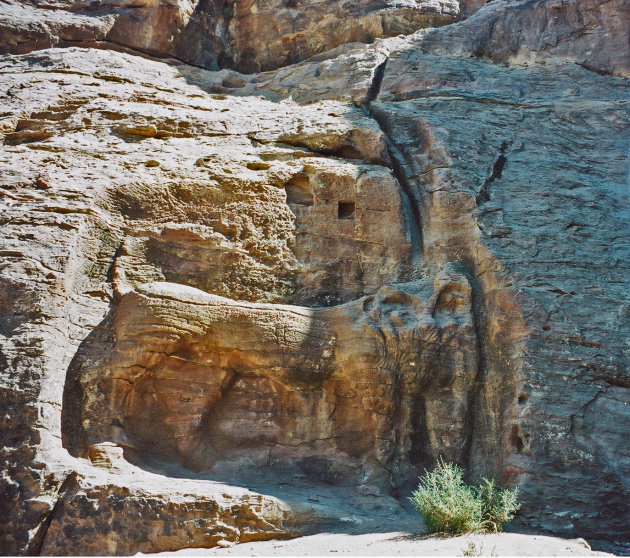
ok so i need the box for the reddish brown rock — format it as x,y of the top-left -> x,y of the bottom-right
202,0 -> 460,72
0,0 -> 629,554
67,270 -> 481,491
38,468 -> 292,556
0,0 -> 458,72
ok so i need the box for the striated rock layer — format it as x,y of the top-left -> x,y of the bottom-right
0,0 -> 459,72
0,0 -> 629,555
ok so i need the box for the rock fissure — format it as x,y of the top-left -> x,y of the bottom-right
28,472 -> 78,556
362,104 -> 424,265
366,58 -> 388,105
476,141 -> 509,206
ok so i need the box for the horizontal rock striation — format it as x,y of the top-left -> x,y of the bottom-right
0,0 -> 459,72
415,0 -> 630,78
68,272 -> 480,486
373,48 -> 630,536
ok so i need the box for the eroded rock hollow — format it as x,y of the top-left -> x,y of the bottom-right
0,0 -> 628,555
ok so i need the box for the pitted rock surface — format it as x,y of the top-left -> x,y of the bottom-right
0,0 -> 629,555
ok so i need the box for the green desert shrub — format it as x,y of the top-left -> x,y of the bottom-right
476,477 -> 521,531
409,459 -> 520,535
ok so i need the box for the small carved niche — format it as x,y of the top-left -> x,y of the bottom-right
338,201 -> 355,220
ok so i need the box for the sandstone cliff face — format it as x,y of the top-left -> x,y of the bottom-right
0,0 -> 459,72
0,0 -> 629,555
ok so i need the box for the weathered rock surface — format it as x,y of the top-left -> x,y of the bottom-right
69,271 -> 479,488
38,465 -> 291,556
0,0 -> 459,72
181,0 -> 461,73
0,0 -> 629,555
373,48 -> 630,537
0,47 -> 429,554
2,0 -> 628,77
414,0 -> 630,78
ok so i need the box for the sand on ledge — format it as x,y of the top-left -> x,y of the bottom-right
145,532 -> 614,557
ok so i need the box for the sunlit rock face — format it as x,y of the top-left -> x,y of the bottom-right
0,0 -> 459,72
69,271 -> 479,490
1,0 -> 629,555
183,0 -> 460,72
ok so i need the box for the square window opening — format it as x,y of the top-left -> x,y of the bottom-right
338,201 -> 355,220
